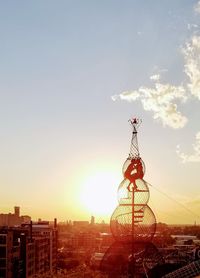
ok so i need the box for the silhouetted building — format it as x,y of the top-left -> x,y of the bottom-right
34,237 -> 50,275
72,232 -> 96,249
73,221 -> 89,228
0,219 -> 58,278
32,220 -> 57,274
90,216 -> 95,225
0,227 -> 29,278
0,207 -> 31,227
18,231 -> 35,278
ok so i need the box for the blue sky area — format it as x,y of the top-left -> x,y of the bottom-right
0,1 -> 200,224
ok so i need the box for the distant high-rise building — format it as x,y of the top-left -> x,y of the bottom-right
91,216 -> 95,225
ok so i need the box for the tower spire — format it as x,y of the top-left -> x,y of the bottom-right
128,118 -> 142,159
101,118 -> 159,277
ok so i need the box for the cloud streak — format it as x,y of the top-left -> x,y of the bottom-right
112,35 -> 200,129
150,74 -> 160,81
113,82 -> 188,129
194,1 -> 200,14
113,33 -> 200,129
183,35 -> 200,100
112,3 -> 200,161
176,131 -> 200,162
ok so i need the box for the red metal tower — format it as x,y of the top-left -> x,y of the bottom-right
101,119 -> 163,277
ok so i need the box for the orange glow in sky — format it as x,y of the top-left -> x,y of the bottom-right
0,1 -> 199,225
79,170 -> 119,220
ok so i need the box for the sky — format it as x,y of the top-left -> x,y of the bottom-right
0,0 -> 200,224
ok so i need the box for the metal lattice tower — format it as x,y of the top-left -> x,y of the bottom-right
101,118 -> 161,278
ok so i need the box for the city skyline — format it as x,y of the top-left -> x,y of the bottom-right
0,1 -> 200,224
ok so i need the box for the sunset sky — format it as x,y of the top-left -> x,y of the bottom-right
0,0 -> 200,224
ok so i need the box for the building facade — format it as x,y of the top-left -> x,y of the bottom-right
0,219 -> 57,278
0,207 -> 31,227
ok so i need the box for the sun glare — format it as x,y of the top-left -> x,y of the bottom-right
80,171 -> 119,219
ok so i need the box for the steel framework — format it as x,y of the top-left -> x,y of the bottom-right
101,118 -> 162,277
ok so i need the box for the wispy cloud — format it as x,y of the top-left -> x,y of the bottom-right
112,35 -> 200,129
150,74 -> 160,81
112,37 -> 198,129
113,81 -> 187,129
112,34 -> 200,129
183,35 -> 200,100
176,131 -> 200,162
194,1 -> 200,14
112,4 -> 200,162
187,23 -> 198,30
111,91 -> 139,102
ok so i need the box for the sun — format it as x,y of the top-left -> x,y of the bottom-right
79,170 -> 119,219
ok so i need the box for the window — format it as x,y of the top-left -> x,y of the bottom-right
0,236 -> 6,245
0,247 -> 6,257
0,268 -> 6,277
0,259 -> 6,268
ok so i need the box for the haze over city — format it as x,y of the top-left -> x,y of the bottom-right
0,0 -> 200,224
